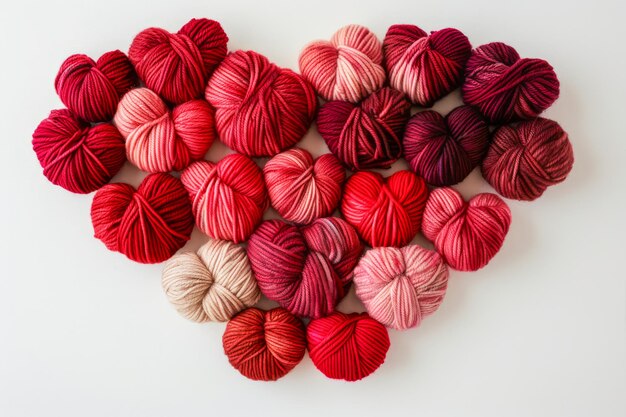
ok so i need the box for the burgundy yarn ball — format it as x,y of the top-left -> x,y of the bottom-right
129,18 -> 228,104
247,217 -> 363,319
462,42 -> 560,123
32,109 -> 126,194
317,87 -> 411,170
482,118 -> 574,201
404,105 -> 490,186
55,50 -> 136,122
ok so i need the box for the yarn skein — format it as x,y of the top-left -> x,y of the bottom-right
181,154 -> 268,244
205,50 -> 317,157
341,170 -> 429,247
482,118 -> 574,201
307,312 -> 390,381
403,105 -> 490,186
91,173 -> 194,264
33,109 -> 126,194
114,87 -> 215,173
263,148 -> 345,224
299,25 -> 386,103
247,217 -> 363,319
162,238 -> 261,322
422,187 -> 511,271
317,87 -> 411,171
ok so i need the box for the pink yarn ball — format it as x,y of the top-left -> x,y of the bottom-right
353,245 -> 449,330
263,148 -> 345,224
114,88 -> 215,173
299,25 -> 386,103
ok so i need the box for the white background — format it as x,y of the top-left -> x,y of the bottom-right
1,0 -> 624,416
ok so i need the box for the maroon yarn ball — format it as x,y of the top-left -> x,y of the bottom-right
404,105 -> 490,186
462,42 -> 560,124
316,87 -> 411,171
482,118 -> 574,201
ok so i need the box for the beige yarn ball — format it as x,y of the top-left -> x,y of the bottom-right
162,238 -> 261,322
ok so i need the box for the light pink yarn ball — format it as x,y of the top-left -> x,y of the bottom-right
299,25 -> 386,103
353,245 -> 449,330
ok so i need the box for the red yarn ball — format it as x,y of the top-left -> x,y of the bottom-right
91,173 -> 194,264
317,87 -> 410,170
205,50 -> 317,157
223,307 -> 306,381
341,170 -> 429,247
307,312 -> 390,381
247,217 -> 363,319
462,42 -> 560,123
404,105 -> 490,186
383,25 -> 471,107
482,118 -> 574,201
55,50 -> 136,122
129,18 -> 228,104
32,109 -> 126,194
181,154 -> 268,243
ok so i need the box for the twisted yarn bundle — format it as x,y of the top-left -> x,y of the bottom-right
162,238 -> 260,322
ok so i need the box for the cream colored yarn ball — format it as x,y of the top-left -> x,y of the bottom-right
162,238 -> 261,322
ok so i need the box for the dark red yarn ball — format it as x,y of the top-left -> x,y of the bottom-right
222,307 -> 306,381
316,87 -> 410,170
54,50 -> 136,122
91,173 -> 194,264
129,18 -> 228,104
307,312 -> 390,381
32,109 -> 126,194
462,42 -> 560,124
404,105 -> 490,186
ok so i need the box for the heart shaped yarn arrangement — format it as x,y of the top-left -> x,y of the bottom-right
33,18 -> 575,383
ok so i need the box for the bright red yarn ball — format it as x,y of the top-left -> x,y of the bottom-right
181,154 -> 268,243
91,173 -> 194,264
317,87 -> 411,170
462,42 -> 560,123
383,25 -> 471,107
404,105 -> 490,186
307,312 -> 390,381
341,170 -> 429,247
248,217 -> 363,319
223,307 -> 306,381
205,50 -> 317,157
55,50 -> 136,122
32,109 -> 126,194
129,18 -> 228,104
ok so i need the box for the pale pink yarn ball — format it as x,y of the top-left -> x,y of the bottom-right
114,87 -> 215,172
299,25 -> 386,103
353,245 -> 449,330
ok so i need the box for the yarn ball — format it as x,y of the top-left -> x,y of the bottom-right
299,25 -> 386,103
317,87 -> 411,170
55,50 -> 136,122
114,87 -> 215,173
482,118 -> 574,201
129,18 -> 228,104
341,170 -> 429,247
307,312 -> 390,381
248,217 -> 363,319
32,109 -> 126,194
91,173 -> 194,264
353,245 -> 448,330
162,238 -> 261,322
383,25 -> 471,107
462,42 -> 560,123
404,105 -> 490,186
263,148 -> 345,224
205,50 -> 317,157
223,307 -> 306,381
181,154 -> 267,243
422,187 -> 511,271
